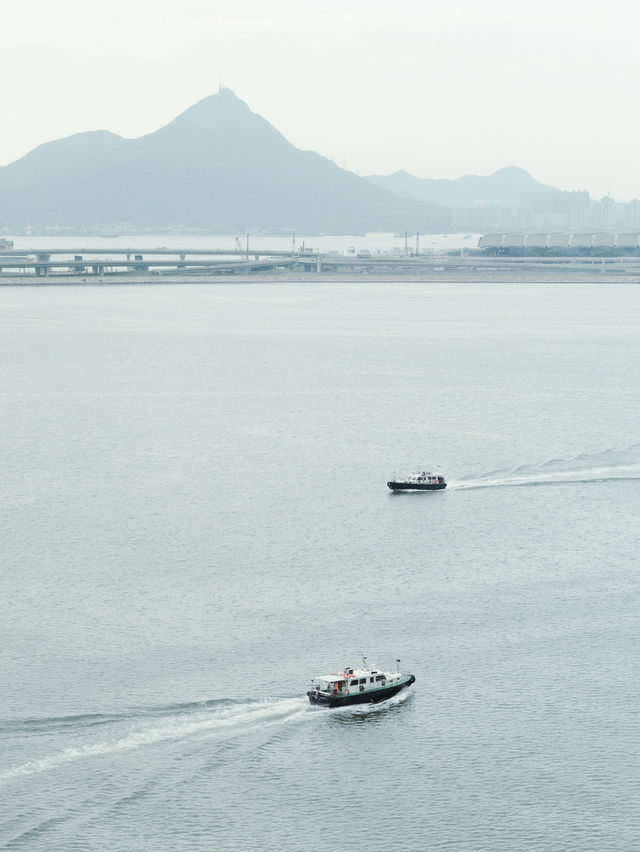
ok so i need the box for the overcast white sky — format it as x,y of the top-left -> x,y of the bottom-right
2,0 -> 639,199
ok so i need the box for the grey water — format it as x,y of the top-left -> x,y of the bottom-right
2,281 -> 640,851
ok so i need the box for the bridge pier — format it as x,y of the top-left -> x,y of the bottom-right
36,253 -> 50,275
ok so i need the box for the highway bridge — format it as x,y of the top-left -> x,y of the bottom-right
0,247 -> 303,276
2,246 -> 640,278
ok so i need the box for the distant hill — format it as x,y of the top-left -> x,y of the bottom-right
366,166 -> 557,208
0,89 -> 450,233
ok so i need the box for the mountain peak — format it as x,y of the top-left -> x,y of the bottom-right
490,165 -> 532,178
143,88 -> 259,147
174,88 -> 251,121
217,86 -> 239,99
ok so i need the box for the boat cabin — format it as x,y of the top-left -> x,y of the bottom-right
407,471 -> 444,484
310,664 -> 403,698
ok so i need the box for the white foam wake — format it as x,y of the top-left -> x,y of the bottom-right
1,697 -> 308,782
450,445 -> 640,491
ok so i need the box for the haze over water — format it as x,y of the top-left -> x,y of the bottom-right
2,280 -> 640,850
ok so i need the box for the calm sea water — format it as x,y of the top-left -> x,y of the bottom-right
2,281 -> 640,851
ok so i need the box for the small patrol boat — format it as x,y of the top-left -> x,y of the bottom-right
307,658 -> 415,708
387,471 -> 446,491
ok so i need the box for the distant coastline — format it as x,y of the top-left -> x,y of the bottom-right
1,268 -> 638,286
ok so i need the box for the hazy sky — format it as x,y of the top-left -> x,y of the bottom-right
2,1 -> 639,199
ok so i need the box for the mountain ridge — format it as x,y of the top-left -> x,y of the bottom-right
0,89 -> 450,233
365,165 -> 558,208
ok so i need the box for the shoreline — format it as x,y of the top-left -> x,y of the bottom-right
1,268 -> 639,286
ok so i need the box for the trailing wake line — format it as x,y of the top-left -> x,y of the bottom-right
450,445 -> 640,491
0,698 -> 309,782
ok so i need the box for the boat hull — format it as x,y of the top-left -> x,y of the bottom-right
307,676 -> 415,708
387,481 -> 446,491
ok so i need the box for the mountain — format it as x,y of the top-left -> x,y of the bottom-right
365,166 -> 557,209
0,89 -> 450,233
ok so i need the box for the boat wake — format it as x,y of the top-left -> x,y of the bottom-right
0,696 -> 311,782
330,687 -> 414,716
1,686 -> 418,783
449,444 -> 640,491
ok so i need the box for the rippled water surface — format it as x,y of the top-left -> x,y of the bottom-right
2,281 -> 640,850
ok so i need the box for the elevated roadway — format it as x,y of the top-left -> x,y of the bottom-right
2,246 -> 640,278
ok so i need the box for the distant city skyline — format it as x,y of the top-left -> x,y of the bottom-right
3,1 -> 640,200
